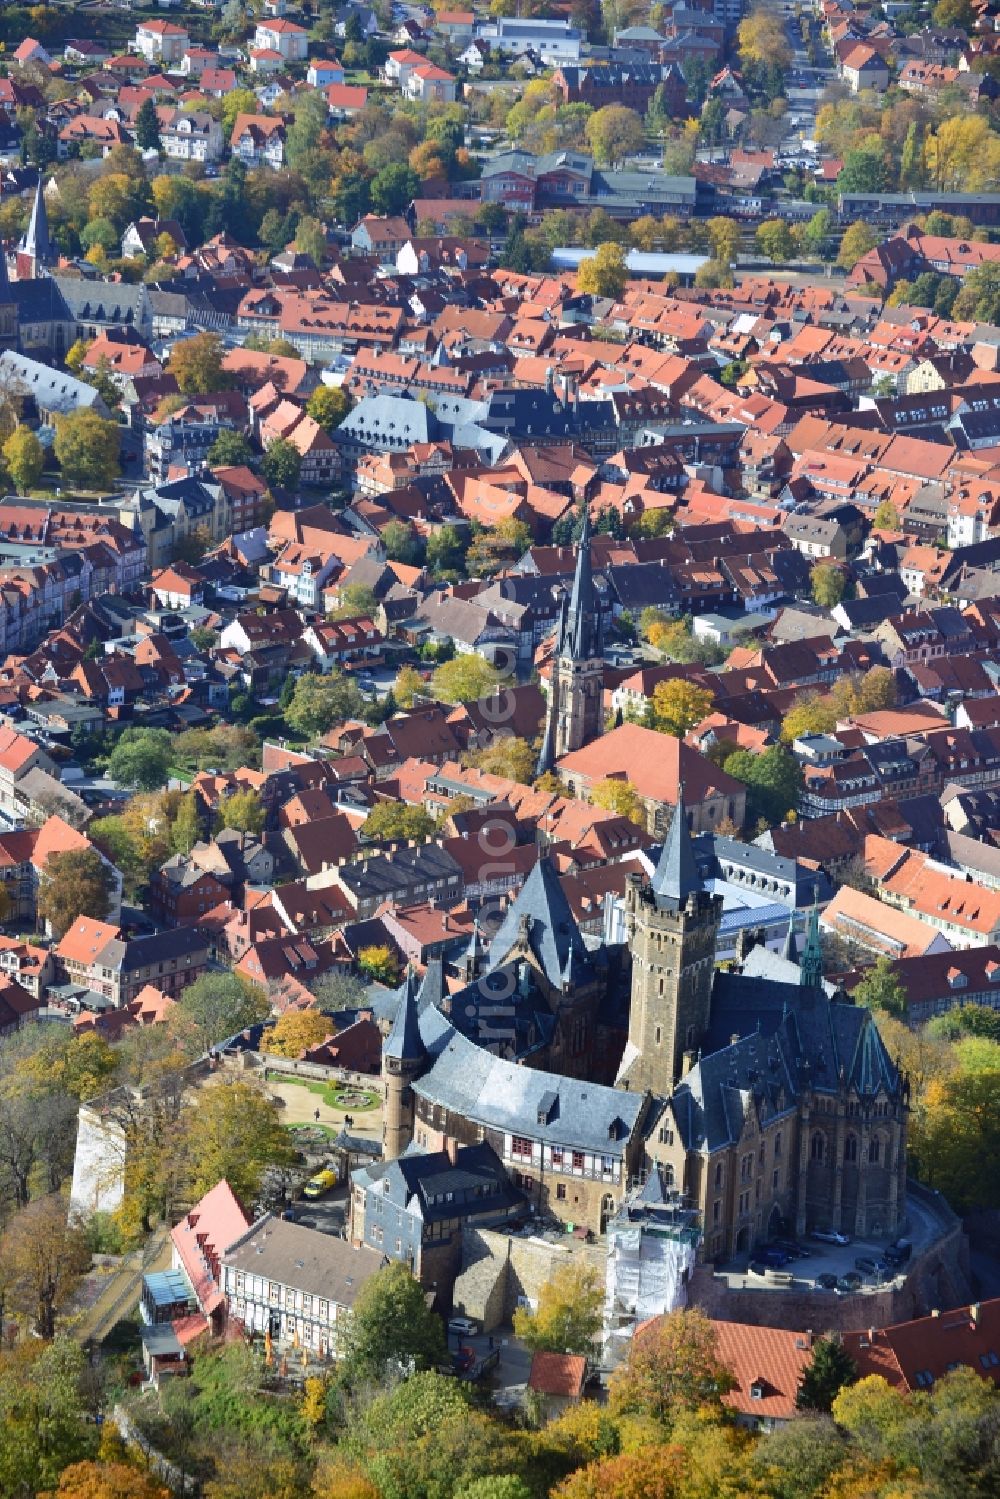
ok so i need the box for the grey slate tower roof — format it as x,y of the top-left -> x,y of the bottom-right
486,855 -> 590,988
384,966 -> 425,1064
559,506 -> 601,660
20,178 -> 52,269
650,787 -> 700,910
782,921 -> 798,965
534,702 -> 555,778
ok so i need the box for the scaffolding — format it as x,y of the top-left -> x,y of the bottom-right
603,1168 -> 701,1365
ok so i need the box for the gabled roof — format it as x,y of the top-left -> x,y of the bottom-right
485,855 -> 590,988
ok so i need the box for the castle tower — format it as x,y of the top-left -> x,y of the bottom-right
16,179 -> 53,281
618,789 -> 723,1096
381,967 -> 425,1160
536,508 -> 604,776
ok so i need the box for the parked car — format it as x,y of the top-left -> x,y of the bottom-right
855,1256 -> 891,1277
812,1228 -> 851,1245
302,1167 -> 339,1199
448,1316 -> 480,1338
839,1272 -> 862,1291
885,1239 -> 912,1266
816,1272 -> 839,1290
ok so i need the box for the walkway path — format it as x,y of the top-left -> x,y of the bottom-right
74,1228 -> 171,1346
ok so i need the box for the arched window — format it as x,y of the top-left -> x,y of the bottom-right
810,1132 -> 826,1163
664,1164 -> 675,1186
714,1162 -> 723,1189
869,1136 -> 881,1164
844,1135 -> 858,1163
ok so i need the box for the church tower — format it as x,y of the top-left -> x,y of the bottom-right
618,789 -> 723,1096
381,967 -> 425,1160
0,242 -> 18,350
799,895 -> 823,989
16,179 -> 53,281
536,509 -> 604,776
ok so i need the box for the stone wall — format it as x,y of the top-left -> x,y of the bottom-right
452,1225 -> 606,1331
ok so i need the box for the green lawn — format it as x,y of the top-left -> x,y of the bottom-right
267,1072 -> 380,1111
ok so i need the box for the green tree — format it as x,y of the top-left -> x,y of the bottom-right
802,208 -> 834,261
284,672 -> 364,739
513,1263 -> 603,1355
170,793 -> 202,855
933,0 -> 974,25
811,563 -> 845,610
382,520 -> 424,566
342,1262 -> 447,1381
307,385 -> 351,432
425,523 -> 466,577
431,655 -> 503,703
370,163 -> 419,216
168,332 -> 229,396
851,957 -> 908,1019
755,217 -> 795,263
208,430 -> 253,468
723,744 -> 801,828
837,141 -> 890,194
837,220 -> 879,271
577,242 -> 629,299
261,438 -> 302,491
393,665 -> 425,708
53,409 -> 120,489
106,728 -> 172,791
796,1336 -> 858,1412
328,583 -> 380,620
362,802 -> 435,844
3,426 -> 44,494
37,848 -> 114,937
171,971 -> 270,1056
466,736 -> 537,785
873,498 -> 901,530
134,96 -> 161,152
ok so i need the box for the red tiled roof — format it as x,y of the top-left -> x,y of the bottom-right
528,1351 -> 587,1397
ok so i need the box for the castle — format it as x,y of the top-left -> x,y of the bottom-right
379,522 -> 909,1256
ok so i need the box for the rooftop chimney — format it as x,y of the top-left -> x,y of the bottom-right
681,1049 -> 695,1077
444,1136 -> 458,1166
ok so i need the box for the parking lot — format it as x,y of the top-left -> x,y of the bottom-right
716,1233 -> 915,1296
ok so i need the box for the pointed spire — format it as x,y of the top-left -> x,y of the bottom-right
20,177 -> 52,271
650,783 -> 700,909
384,965 -> 424,1064
560,505 -> 600,661
799,888 -> 823,989
463,920 -> 484,980
535,702 -> 555,779
782,920 -> 798,965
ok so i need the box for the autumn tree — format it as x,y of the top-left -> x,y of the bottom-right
342,1262 -> 447,1381
179,1076 -> 294,1207
837,220 -> 879,271
53,410 -> 120,489
513,1263 -> 604,1355
307,384 -> 351,432
357,945 -> 398,984
39,1460 -> 171,1499
577,242 -> 629,300
393,665 -> 425,708
755,218 -> 795,264
811,563 -> 846,610
431,655 -> 504,703
168,332 -> 229,396
4,1195 -> 90,1338
649,679 -> 714,737
585,106 -> 644,167
465,736 -> 536,784
361,802 -> 435,844
873,499 -> 900,531
3,427 -> 44,494
589,778 -> 646,826
609,1308 -> 735,1421
284,671 -> 364,739
266,1010 -> 333,1059
738,6 -> 792,69
37,848 -> 114,937
217,789 -> 265,839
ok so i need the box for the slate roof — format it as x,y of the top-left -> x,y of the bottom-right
352,1140 -> 522,1225
486,855 -> 591,988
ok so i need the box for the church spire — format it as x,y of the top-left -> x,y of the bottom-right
18,178 -> 52,278
650,784 -> 700,910
560,505 -> 600,661
799,891 -> 823,989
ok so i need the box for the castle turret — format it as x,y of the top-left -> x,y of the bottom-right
381,967 -> 425,1160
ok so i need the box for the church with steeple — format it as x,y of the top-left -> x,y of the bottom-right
536,507 -> 605,777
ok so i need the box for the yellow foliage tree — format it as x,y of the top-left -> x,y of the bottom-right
590,778 -> 646,826
649,679 -> 714,738
266,1009 -> 333,1058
